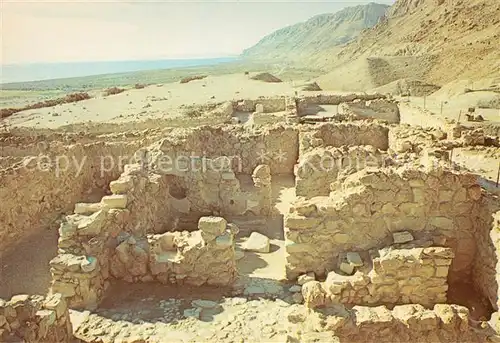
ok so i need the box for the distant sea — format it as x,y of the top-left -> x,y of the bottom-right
0,57 -> 239,84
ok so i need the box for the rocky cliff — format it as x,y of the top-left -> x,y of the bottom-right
241,2 -> 389,60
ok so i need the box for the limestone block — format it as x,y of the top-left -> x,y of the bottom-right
198,216 -> 227,236
43,294 -> 67,318
243,232 -> 270,253
74,203 -> 102,215
50,254 -> 85,272
346,252 -> 363,267
285,216 -> 322,230
80,256 -> 98,273
36,309 -> 56,338
353,305 -> 394,326
298,272 -> 316,285
392,231 -> 414,244
109,176 -> 134,194
101,195 -> 128,209
340,262 -> 355,275
255,104 -> 264,113
215,231 -> 233,248
51,281 -> 76,298
302,281 -> 326,308
77,210 -> 107,236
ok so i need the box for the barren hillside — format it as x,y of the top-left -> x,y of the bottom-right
242,3 -> 389,61
316,0 -> 500,90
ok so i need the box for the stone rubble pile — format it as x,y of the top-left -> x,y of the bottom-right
0,293 -> 73,342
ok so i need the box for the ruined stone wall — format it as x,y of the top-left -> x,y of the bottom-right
49,161 -> 238,309
0,141 -> 143,258
299,123 -> 389,156
388,125 -> 447,153
302,247 -> 453,309
146,157 -> 248,217
338,99 -> 400,124
295,145 -> 389,198
0,293 -> 73,342
285,166 -> 482,281
296,93 -> 386,114
109,216 -> 238,286
329,304 -> 482,343
147,124 -> 299,175
473,202 -> 500,312
232,97 -> 288,113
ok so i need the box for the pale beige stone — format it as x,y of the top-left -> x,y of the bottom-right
101,194 -> 128,209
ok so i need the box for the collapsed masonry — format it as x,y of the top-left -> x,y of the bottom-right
1,114 -> 499,341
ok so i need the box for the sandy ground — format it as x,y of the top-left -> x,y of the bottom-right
4,74 -> 300,129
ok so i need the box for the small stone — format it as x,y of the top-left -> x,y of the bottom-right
340,262 -> 354,275
183,308 -> 201,319
243,232 -> 270,253
292,293 -> 304,304
289,285 -> 302,293
80,256 -> 98,272
297,272 -> 315,285
393,231 -> 414,244
346,252 -> 363,267
191,300 -> 219,309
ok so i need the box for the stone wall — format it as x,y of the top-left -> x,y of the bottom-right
302,247 -> 453,309
323,304 -> 483,343
285,166 -> 482,282
295,145 -> 389,198
338,99 -> 400,123
473,203 -> 500,312
0,141 -> 142,258
147,124 -> 299,175
296,93 -> 386,115
147,155 -> 248,217
299,123 -> 389,156
109,216 -> 238,286
49,164 -> 174,309
388,124 -> 447,153
0,293 -> 73,342
232,96 -> 289,113
49,161 -> 238,309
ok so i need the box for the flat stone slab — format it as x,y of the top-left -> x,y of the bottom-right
393,231 -> 414,244
242,232 -> 270,253
346,252 -> 363,267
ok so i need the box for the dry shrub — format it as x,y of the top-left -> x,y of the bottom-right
250,72 -> 282,83
180,75 -> 207,84
103,87 -> 125,96
0,92 -> 91,119
134,83 -> 147,89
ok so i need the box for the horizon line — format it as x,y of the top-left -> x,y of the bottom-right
1,55 -> 242,67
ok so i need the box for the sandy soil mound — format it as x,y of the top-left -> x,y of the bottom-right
250,73 -> 283,83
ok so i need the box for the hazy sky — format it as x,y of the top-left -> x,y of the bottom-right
2,0 -> 395,64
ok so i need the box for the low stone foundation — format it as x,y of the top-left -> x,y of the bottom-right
0,293 -> 73,342
329,304 -> 481,342
109,216 -> 238,286
302,247 -> 453,309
